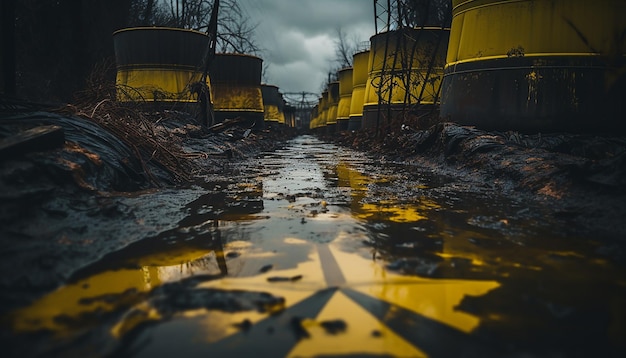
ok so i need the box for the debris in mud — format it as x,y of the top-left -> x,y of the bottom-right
319,319 -> 347,335
386,256 -> 443,277
152,286 -> 286,315
267,275 -> 303,282
226,251 -> 241,259
233,318 -> 253,331
259,264 -> 274,273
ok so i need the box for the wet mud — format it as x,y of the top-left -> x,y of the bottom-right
1,114 -> 626,356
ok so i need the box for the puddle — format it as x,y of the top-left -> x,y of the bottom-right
4,135 -> 626,357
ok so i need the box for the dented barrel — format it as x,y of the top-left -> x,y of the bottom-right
349,50 -> 370,130
337,67 -> 353,131
209,53 -> 264,129
362,27 -> 450,129
440,0 -> 626,133
113,27 -> 211,104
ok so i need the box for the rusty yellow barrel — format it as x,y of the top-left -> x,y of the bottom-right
362,27 -> 450,129
326,81 -> 340,133
440,0 -> 626,133
113,27 -> 211,105
261,84 -> 285,126
209,53 -> 264,129
349,50 -> 370,130
337,67 -> 354,131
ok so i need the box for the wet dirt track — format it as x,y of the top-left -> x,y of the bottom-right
3,134 -> 626,357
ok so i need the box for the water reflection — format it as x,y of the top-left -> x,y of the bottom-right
332,157 -> 626,356
6,135 -> 625,357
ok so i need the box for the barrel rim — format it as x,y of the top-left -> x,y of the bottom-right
444,53 -> 620,71
215,52 -> 264,61
369,27 -> 452,41
261,83 -> 280,90
113,26 -> 208,37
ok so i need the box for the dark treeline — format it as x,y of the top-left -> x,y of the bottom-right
2,0 -> 257,103
7,0 -> 131,102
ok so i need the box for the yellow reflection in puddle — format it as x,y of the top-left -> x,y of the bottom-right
329,243 -> 500,334
337,161 -> 440,223
358,201 -> 432,222
10,247 -> 220,335
188,234 -> 498,356
287,290 -> 427,358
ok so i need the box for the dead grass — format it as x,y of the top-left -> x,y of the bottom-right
65,65 -> 207,185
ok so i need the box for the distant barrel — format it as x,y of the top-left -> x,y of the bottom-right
309,103 -> 320,130
261,84 -> 285,125
326,81 -> 340,133
440,0 -> 626,133
320,89 -> 329,129
284,105 -> 296,127
337,67 -> 353,131
362,27 -> 450,129
349,50 -> 370,130
113,27 -> 210,104
209,53 -> 264,129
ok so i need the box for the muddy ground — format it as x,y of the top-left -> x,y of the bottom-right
1,103 -> 626,356
331,123 -> 626,245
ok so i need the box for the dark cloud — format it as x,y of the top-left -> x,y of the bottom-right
241,0 -> 375,93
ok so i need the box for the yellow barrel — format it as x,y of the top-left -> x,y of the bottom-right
209,53 -> 264,129
441,0 -> 626,132
320,89 -> 329,128
326,81 -> 340,132
309,104 -> 320,130
113,27 -> 211,104
362,27 -> 450,129
349,50 -> 370,130
261,84 -> 285,125
337,67 -> 353,131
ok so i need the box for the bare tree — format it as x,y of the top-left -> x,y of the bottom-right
129,0 -> 260,54
334,27 -> 356,68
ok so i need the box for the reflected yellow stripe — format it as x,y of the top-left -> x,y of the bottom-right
287,290 -> 427,358
10,247 -> 219,335
328,243 -> 499,334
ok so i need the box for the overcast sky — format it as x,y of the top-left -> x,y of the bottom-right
239,0 -> 375,96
